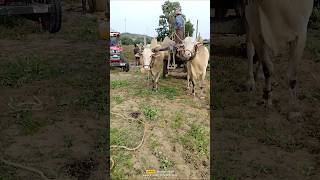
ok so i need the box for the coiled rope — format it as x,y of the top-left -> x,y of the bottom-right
110,112 -> 148,170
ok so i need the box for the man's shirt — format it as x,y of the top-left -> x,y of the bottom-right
175,15 -> 184,30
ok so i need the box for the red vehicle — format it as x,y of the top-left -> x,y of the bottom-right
110,32 -> 130,72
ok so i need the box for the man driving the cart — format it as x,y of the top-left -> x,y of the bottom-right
174,7 -> 185,45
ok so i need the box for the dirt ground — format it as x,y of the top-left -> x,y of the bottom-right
110,45 -> 210,179
212,29 -> 320,179
0,2 -> 106,180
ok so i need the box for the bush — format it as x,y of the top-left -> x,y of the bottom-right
309,8 -> 320,29
120,36 -> 134,45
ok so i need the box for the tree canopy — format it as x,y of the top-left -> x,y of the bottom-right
156,0 -> 194,41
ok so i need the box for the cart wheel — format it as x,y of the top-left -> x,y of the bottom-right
123,63 -> 130,72
41,0 -> 62,33
88,0 -> 96,13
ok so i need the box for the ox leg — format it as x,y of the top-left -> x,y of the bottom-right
287,36 -> 305,119
191,80 -> 196,96
187,62 -> 191,91
155,72 -> 161,92
247,35 -> 256,91
199,72 -> 206,99
261,46 -> 274,108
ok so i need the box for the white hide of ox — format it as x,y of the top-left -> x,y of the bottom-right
140,38 -> 168,91
182,37 -> 209,98
245,0 -> 314,119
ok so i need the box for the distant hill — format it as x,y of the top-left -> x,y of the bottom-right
121,33 -> 153,41
119,32 -> 154,45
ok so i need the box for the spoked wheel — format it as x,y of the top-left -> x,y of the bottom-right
87,0 -> 96,13
122,63 -> 130,72
41,0 -> 62,33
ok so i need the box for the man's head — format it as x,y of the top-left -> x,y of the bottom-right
175,7 -> 182,15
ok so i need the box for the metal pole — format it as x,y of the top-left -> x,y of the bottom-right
124,18 -> 126,33
196,19 -> 198,39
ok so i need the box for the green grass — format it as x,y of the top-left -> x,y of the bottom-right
309,8 -> 320,29
49,16 -> 99,41
0,55 -> 61,88
111,80 -> 129,89
111,151 -> 134,180
159,86 -> 177,100
149,134 -> 160,151
113,95 -> 124,104
110,129 -> 134,179
306,30 -> 320,63
156,152 -> 175,170
180,123 -> 209,157
16,110 -> 41,135
142,104 -> 159,121
0,16 -> 42,40
171,110 -> 184,129
63,135 -> 74,149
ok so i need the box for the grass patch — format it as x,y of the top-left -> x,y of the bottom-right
50,16 -> 99,41
16,110 -> 41,135
171,110 -> 184,129
0,16 -> 42,40
180,123 -> 209,157
110,128 -> 128,146
0,55 -> 61,87
142,104 -> 159,121
110,129 -> 134,179
111,151 -> 134,180
309,8 -> 320,29
112,95 -> 124,104
159,86 -> 177,100
111,80 -> 129,89
156,152 -> 175,170
149,134 -> 160,151
63,135 -> 74,149
258,127 -> 303,152
72,81 -> 107,114
306,30 -> 320,63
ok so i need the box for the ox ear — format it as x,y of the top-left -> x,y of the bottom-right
194,42 -> 202,53
152,52 -> 160,58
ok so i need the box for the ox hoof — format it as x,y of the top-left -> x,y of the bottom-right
263,100 -> 273,111
287,111 -> 301,121
246,81 -> 256,92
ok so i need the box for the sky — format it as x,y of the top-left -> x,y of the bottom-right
110,0 -> 210,40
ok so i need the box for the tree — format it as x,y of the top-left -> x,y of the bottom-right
120,36 -> 134,45
185,20 -> 194,37
156,0 -> 191,41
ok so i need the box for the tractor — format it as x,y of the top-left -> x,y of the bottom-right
0,0 -> 62,33
109,32 -> 130,72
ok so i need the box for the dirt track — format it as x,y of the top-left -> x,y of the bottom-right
0,2 -> 106,180
213,29 -> 320,179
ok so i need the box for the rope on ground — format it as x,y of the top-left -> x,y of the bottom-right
0,157 -> 50,180
7,95 -> 43,111
110,112 -> 148,170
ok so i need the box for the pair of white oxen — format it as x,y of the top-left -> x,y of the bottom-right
138,36 -> 210,99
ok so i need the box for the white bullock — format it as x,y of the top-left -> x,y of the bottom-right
245,0 -> 314,119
